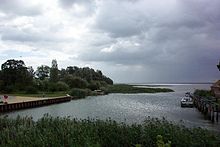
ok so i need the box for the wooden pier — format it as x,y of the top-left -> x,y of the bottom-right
191,94 -> 219,123
0,96 -> 72,113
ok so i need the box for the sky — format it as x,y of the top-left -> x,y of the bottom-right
0,0 -> 219,83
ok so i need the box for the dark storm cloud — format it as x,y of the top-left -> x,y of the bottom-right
179,0 -> 220,23
0,0 -> 219,83
81,0 -> 220,82
0,0 -> 42,16
80,35 -> 160,65
94,1 -> 149,38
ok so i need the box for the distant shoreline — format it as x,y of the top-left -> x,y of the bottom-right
124,83 -> 212,86
108,84 -> 174,93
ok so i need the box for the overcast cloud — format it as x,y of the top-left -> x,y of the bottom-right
0,0 -> 219,83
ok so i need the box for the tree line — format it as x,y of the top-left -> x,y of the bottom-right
0,59 -> 113,94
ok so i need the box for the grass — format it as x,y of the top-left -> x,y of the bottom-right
193,89 -> 213,97
0,115 -> 219,147
108,84 -> 174,93
4,84 -> 174,99
2,83 -> 174,99
193,89 -> 220,105
8,91 -> 68,98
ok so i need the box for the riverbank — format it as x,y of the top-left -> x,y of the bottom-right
0,115 -> 219,146
8,91 -> 68,98
2,84 -> 174,100
107,84 -> 174,93
0,96 -> 72,112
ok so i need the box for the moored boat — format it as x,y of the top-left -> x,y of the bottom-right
181,96 -> 193,107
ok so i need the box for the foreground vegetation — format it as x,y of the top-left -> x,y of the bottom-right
193,89 -> 213,97
0,59 -> 113,94
0,59 -> 174,99
108,84 -> 174,93
0,115 -> 219,147
194,89 -> 220,105
10,91 -> 68,98
5,84 -> 174,99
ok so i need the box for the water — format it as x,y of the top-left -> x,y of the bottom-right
1,84 -> 220,132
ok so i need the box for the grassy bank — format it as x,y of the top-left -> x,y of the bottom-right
193,89 -> 213,97
6,84 -> 174,99
8,91 -> 68,98
108,84 -> 174,93
193,89 -> 220,104
0,115 -> 219,146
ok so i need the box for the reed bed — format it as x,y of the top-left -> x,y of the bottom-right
0,115 -> 219,147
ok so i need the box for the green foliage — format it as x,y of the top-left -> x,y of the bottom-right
194,89 -> 213,97
56,81 -> 69,91
0,59 -> 113,94
48,82 -> 58,92
50,59 -> 59,82
12,91 -> 68,97
2,85 -> 14,93
0,80 -> 4,90
0,116 -> 219,147
47,82 -> 69,92
69,88 -> 91,98
65,66 -> 113,85
100,86 -> 109,94
25,86 -> 38,94
0,59 -> 33,92
65,76 -> 88,89
36,65 -> 50,80
108,84 -> 174,93
156,135 -> 171,147
41,79 -> 50,91
88,80 -> 101,91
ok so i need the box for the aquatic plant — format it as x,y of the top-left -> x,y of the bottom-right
193,89 -> 213,97
0,115 -> 219,146
108,84 -> 174,93
69,88 -> 91,98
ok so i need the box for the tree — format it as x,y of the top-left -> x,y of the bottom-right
0,70 -> 4,90
27,66 -> 35,77
88,80 -> 101,91
1,59 -> 33,91
59,68 -> 67,81
66,66 -> 75,75
50,59 -> 59,82
217,61 -> 220,71
96,70 -> 103,77
64,75 -> 88,89
36,65 -> 50,80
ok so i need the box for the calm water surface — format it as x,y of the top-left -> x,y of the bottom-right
2,84 -> 220,132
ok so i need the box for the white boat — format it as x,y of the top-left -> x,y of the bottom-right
181,97 -> 193,107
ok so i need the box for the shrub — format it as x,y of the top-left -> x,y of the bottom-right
56,81 -> 69,91
0,80 -> 4,91
0,116 -> 219,146
88,81 -> 101,91
194,89 -> 213,97
25,86 -> 38,94
40,79 -> 50,91
3,85 -> 14,93
108,84 -> 174,93
65,76 -> 88,89
69,88 -> 88,98
48,82 -> 57,92
100,86 -> 109,94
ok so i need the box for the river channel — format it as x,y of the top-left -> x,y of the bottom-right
2,84 -> 220,132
